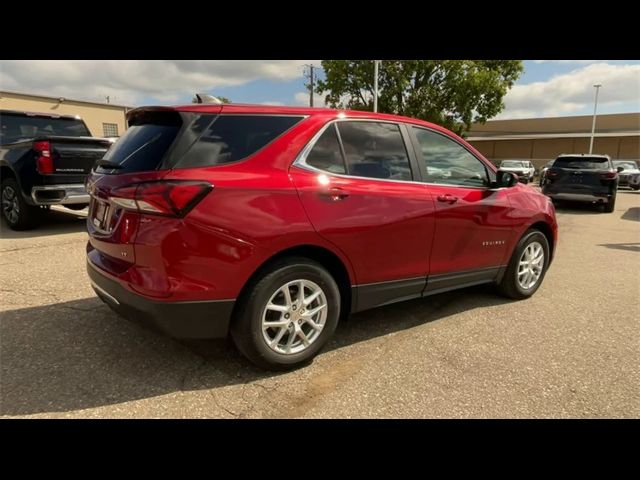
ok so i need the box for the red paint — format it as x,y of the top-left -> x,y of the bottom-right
86,104 -> 558,306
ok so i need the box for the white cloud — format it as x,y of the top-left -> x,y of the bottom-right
259,101 -> 285,106
0,60 -> 319,105
498,62 -> 640,119
294,91 -> 327,107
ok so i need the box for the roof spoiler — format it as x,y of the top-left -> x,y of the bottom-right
192,94 -> 224,104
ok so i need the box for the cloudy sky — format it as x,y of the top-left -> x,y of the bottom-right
1,60 -> 638,119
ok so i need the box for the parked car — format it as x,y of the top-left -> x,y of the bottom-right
541,154 -> 619,212
499,160 -> 535,183
86,104 -> 558,369
0,110 -> 112,230
539,160 -> 555,186
612,160 -> 640,190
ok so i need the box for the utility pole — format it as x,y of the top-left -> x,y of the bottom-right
105,95 -> 110,104
373,60 -> 379,112
589,84 -> 602,154
304,64 -> 316,107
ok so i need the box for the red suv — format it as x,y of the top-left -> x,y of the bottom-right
86,104 -> 558,369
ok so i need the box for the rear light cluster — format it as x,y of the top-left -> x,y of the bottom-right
34,141 -> 53,174
545,170 -> 559,178
109,181 -> 213,217
600,171 -> 618,180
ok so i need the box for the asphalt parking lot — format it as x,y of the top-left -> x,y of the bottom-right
1,190 -> 639,418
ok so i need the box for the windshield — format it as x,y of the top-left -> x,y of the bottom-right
553,157 -> 610,170
501,161 -> 526,167
612,161 -> 637,170
0,112 -> 91,143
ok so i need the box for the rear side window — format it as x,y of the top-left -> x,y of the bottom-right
176,115 -> 304,168
305,124 -> 346,174
553,157 -> 610,170
1,113 -> 90,143
336,121 -> 412,181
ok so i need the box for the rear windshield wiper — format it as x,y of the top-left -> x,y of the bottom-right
95,159 -> 124,170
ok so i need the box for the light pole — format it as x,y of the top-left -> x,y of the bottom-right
373,60 -> 379,113
589,84 -> 602,154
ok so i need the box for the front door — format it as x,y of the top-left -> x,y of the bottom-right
409,126 -> 514,290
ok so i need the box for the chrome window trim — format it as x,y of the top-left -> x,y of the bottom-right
293,118 -> 424,186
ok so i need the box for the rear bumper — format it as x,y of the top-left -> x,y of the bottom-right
31,184 -> 89,205
543,190 -> 613,203
87,260 -> 235,339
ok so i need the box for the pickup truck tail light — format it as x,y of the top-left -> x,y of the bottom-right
600,171 -> 618,180
34,141 -> 54,174
109,181 -> 213,217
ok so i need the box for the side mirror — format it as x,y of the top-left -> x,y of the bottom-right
617,166 -> 624,172
492,170 -> 518,189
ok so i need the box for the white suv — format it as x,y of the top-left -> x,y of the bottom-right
499,160 -> 535,183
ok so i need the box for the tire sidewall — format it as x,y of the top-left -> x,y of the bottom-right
510,230 -> 550,297
1,179 -> 22,228
236,261 -> 340,368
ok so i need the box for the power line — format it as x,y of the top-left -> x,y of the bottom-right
303,64 -> 319,108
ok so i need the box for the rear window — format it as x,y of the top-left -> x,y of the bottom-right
553,157 -> 610,170
501,160 -> 526,167
176,115 -> 304,168
0,112 -> 90,143
98,111 -> 181,173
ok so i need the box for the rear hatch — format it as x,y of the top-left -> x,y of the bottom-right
87,108 -> 190,273
544,156 -> 616,193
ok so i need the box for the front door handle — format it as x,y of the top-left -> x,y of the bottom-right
319,187 -> 350,201
437,194 -> 458,204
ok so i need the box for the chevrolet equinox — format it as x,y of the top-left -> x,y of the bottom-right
86,104 -> 558,369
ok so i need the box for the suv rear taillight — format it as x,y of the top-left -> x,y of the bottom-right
34,141 -> 53,174
545,169 -> 559,178
600,171 -> 618,180
109,181 -> 213,217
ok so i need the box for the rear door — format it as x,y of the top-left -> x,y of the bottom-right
290,120 -> 435,310
408,126 -> 514,287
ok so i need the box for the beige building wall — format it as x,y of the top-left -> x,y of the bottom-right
0,91 -> 130,138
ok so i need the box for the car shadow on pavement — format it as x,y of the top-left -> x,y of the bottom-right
621,207 -> 640,222
597,243 -> 640,253
552,201 -> 605,215
0,208 -> 87,240
0,285 -> 511,416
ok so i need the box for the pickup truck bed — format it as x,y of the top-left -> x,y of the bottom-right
1,110 -> 113,229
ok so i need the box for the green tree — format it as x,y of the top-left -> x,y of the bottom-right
316,60 -> 523,135
216,96 -> 231,104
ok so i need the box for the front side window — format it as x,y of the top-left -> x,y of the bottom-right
336,121 -> 412,181
412,127 -> 489,187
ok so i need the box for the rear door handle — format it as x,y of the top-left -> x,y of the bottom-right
320,187 -> 350,201
437,194 -> 458,204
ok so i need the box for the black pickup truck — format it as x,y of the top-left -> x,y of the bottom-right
1,110 -> 113,230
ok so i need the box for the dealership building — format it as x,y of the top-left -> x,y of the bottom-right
0,90 -> 131,138
467,112 -> 640,169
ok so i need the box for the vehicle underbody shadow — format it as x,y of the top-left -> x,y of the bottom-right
0,207 -> 87,240
598,243 -> 640,253
0,284 -> 512,416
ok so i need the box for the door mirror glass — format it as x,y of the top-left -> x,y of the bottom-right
493,170 -> 518,188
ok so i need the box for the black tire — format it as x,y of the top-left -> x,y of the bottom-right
604,195 -> 616,213
630,185 -> 640,191
497,229 -> 550,300
230,257 -> 341,370
1,177 -> 39,230
65,203 -> 89,211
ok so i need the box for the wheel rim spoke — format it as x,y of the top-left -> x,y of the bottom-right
517,241 -> 545,290
261,278 -> 329,355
